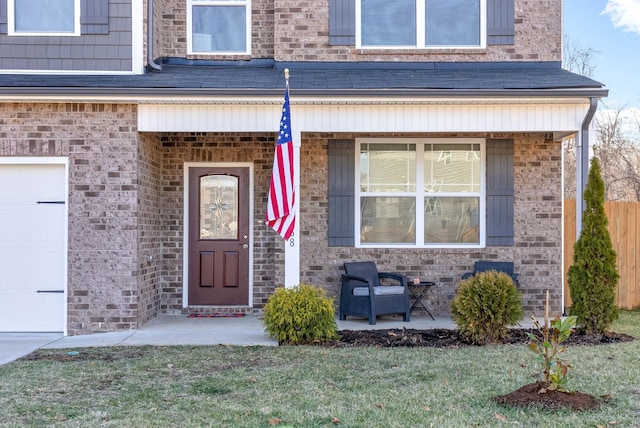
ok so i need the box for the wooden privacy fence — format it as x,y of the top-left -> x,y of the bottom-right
564,200 -> 640,309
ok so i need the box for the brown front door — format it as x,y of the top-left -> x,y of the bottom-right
188,167 -> 250,305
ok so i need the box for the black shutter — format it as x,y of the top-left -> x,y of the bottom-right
81,0 -> 109,35
329,0 -> 355,45
486,139 -> 514,246
0,0 -> 7,33
328,139 -> 355,246
487,0 -> 515,45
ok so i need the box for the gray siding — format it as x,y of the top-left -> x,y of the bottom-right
486,139 -> 515,246
328,139 -> 355,246
0,0 -> 131,72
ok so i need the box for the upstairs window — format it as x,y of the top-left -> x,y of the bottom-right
8,0 -> 80,36
188,0 -> 251,55
356,0 -> 485,49
357,139 -> 484,247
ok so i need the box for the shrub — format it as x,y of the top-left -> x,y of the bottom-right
450,270 -> 523,345
567,157 -> 619,334
528,314 -> 577,392
262,283 -> 339,345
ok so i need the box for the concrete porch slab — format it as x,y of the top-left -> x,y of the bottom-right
2,314 -> 455,366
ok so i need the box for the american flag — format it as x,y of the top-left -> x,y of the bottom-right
266,81 -> 295,240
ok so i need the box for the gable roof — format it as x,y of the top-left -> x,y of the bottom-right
0,61 -> 607,99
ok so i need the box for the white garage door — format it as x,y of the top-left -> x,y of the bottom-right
0,163 -> 66,332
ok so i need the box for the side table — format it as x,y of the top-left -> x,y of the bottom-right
408,281 -> 436,320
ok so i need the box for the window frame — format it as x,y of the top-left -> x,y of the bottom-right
7,0 -> 80,36
355,138 -> 486,248
354,0 -> 487,49
187,0 -> 252,55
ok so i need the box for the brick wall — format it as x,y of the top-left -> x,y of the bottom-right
0,103 -> 148,335
513,134 -> 563,315
158,132 -> 283,312
159,0 -> 275,60
0,104 -> 564,333
154,0 -> 561,63
136,133 -> 164,325
273,0 -> 561,62
157,131 -> 563,318
64,104 -> 141,334
296,133 -> 563,317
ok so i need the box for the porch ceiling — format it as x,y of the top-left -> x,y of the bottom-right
138,101 -> 594,134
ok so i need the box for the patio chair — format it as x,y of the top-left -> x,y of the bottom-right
461,260 -> 519,286
339,261 -> 410,325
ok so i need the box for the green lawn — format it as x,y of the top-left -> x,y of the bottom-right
1,311 -> 639,427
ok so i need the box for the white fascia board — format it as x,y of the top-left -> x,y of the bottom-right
0,94 -> 595,106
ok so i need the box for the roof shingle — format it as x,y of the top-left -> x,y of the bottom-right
0,61 -> 606,97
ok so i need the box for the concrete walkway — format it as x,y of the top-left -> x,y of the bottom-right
0,314 -> 456,366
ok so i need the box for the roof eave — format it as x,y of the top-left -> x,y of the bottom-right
0,86 -> 609,102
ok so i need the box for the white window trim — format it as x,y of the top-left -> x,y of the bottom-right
187,0 -> 252,55
355,0 -> 487,50
7,0 -> 80,37
355,138 -> 486,249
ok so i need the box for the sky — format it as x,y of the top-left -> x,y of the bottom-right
564,0 -> 640,109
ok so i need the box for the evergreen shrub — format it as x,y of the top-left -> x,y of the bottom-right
262,283 -> 339,345
567,157 -> 619,333
450,270 -> 523,345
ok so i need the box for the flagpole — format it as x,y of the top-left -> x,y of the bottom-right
282,68 -> 300,288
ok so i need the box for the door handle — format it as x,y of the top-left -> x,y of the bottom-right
242,244 -> 249,249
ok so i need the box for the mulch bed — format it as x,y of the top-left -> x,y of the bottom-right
330,327 -> 634,348
493,381 -> 604,411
